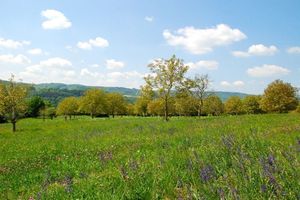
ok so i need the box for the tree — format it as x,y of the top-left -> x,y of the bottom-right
145,55 -> 188,121
26,96 -> 45,117
174,90 -> 196,116
243,95 -> 262,114
295,104 -> 300,113
56,97 -> 79,120
134,85 -> 154,116
187,74 -> 210,116
106,93 -> 126,118
203,95 -> 224,116
79,89 -> 107,118
225,96 -> 244,115
260,80 -> 298,113
44,107 -> 56,120
0,75 -> 28,132
147,99 -> 164,116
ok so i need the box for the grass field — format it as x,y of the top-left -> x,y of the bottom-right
0,114 -> 299,199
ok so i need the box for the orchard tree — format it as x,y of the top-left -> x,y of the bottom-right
0,75 -> 28,132
187,74 -> 210,116
79,89 -> 107,118
56,97 -> 79,120
147,99 -> 164,116
174,90 -> 196,116
44,107 -> 56,120
225,96 -> 244,115
106,93 -> 126,118
203,95 -> 224,116
134,85 -> 154,116
260,80 -> 298,113
243,95 -> 262,114
26,96 -> 45,118
145,55 -> 188,121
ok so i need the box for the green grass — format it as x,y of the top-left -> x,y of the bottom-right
0,114 -> 299,199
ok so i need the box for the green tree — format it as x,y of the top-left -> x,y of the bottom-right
106,93 -> 126,118
0,75 -> 28,132
203,95 -> 224,116
56,97 -> 79,120
243,95 -> 262,114
260,80 -> 298,113
134,85 -> 154,116
225,96 -> 244,115
26,96 -> 45,117
187,74 -> 210,116
79,89 -> 107,118
45,107 -> 56,120
145,55 -> 188,121
174,91 -> 196,116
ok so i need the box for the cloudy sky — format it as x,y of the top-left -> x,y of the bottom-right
0,0 -> 300,94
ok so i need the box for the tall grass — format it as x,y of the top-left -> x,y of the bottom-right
0,114 -> 299,199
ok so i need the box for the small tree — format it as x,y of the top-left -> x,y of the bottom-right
0,75 -> 28,132
187,74 -> 210,116
174,90 -> 196,116
134,85 -> 154,116
26,96 -> 45,118
56,97 -> 79,120
260,80 -> 298,113
225,96 -> 244,115
203,95 -> 224,116
243,95 -> 262,114
145,55 -> 188,121
106,93 -> 126,118
79,89 -> 107,118
45,107 -> 56,120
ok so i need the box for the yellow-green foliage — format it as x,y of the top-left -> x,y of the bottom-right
225,96 -> 244,115
260,80 -> 298,113
56,97 -> 79,118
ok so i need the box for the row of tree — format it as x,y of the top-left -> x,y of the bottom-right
1,55 -> 299,132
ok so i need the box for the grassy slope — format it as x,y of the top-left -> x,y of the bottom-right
0,114 -> 299,199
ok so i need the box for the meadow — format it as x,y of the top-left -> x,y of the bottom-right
0,114 -> 299,199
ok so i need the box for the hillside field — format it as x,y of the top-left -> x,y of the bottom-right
0,114 -> 299,199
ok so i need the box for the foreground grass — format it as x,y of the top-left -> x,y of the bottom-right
0,114 -> 299,199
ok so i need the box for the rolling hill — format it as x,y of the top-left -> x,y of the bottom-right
0,80 -> 249,106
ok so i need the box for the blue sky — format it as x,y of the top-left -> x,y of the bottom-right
0,0 -> 300,94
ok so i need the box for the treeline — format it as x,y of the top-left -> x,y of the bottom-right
1,55 -> 299,132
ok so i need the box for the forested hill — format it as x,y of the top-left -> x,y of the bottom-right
0,80 -> 249,106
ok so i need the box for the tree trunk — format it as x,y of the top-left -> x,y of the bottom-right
165,97 -> 169,121
12,121 -> 16,132
64,116 -> 67,121
12,108 -> 16,132
112,114 -> 115,118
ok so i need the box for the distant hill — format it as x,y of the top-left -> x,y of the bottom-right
0,80 -> 249,106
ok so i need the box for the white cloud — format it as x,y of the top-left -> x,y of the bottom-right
247,64 -> 290,78
0,54 -> 31,65
145,16 -> 154,22
80,68 -> 144,88
163,24 -> 246,54
187,60 -> 219,70
106,59 -> 125,70
77,37 -> 109,50
287,46 -> 300,54
220,81 -> 231,87
232,44 -> 278,57
232,51 -> 250,58
90,64 -> 100,68
19,57 -> 75,83
41,9 -> 72,30
233,80 -> 245,87
0,38 -> 30,49
27,48 -> 43,55
220,80 -> 245,87
77,42 -> 92,50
